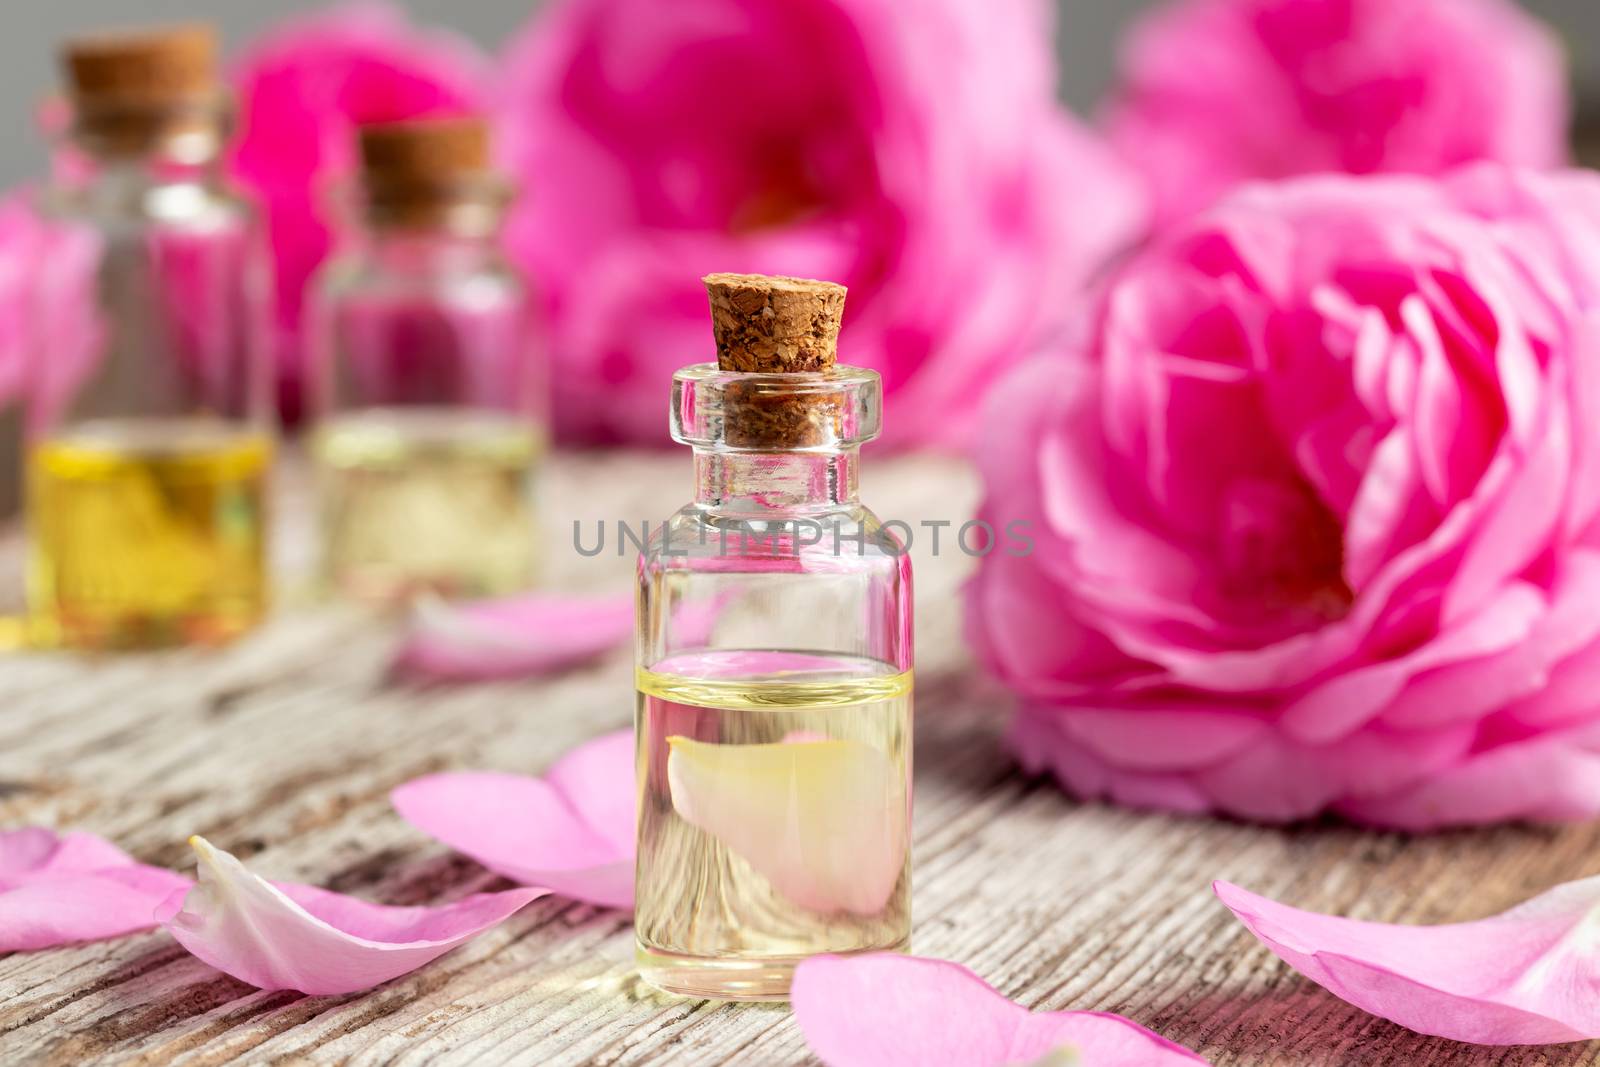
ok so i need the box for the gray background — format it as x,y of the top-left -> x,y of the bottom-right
0,0 -> 1596,188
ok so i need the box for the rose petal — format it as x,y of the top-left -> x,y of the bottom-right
0,828 -> 192,950
1010,705 -> 1216,815
1215,878 -> 1600,1045
394,591 -> 725,681
665,735 -> 906,916
1333,719 -> 1600,828
391,729 -> 634,908
157,836 -> 544,995
542,728 -> 635,858
792,953 -> 1210,1066
1017,1052 -> 1079,1067
393,592 -> 633,680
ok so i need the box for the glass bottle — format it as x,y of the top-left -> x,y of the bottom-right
28,25 -> 272,649
308,117 -> 543,604
635,274 -> 914,1001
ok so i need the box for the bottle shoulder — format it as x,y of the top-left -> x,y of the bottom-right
639,503 -> 912,575
314,246 -> 525,307
42,175 -> 254,236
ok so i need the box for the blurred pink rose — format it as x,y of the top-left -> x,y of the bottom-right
0,194 -> 41,407
0,191 -> 103,433
967,165 -> 1600,829
229,3 -> 489,423
499,0 -> 1144,445
1105,0 -> 1569,228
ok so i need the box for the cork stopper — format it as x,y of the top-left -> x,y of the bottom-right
698,273 -> 853,449
358,117 -> 490,184
704,274 -> 846,373
355,117 -> 505,229
62,25 -> 217,108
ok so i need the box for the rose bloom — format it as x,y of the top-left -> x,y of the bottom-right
229,4 -> 489,423
499,0 -> 1144,445
0,194 -> 42,409
0,191 -> 102,433
967,166 -> 1600,829
1105,0 -> 1569,228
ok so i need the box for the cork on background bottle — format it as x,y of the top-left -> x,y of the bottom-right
61,25 -> 224,158
355,117 -> 509,231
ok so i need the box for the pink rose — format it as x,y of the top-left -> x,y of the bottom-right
1105,0 -> 1569,228
498,0 -> 1144,445
229,3 -> 489,424
0,194 -> 42,408
0,190 -> 102,434
966,165 -> 1600,829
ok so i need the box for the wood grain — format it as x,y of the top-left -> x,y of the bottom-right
0,452 -> 1596,1067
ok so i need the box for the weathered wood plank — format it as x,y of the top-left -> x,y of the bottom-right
0,452 -> 1595,1066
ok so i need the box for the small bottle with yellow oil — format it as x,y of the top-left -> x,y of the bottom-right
635,274 -> 914,1001
307,118 -> 544,605
28,25 -> 272,650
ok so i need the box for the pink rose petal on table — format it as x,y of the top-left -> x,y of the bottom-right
392,592 -> 634,680
391,729 -> 634,908
157,836 -> 544,996
666,735 -> 906,915
1216,879 -> 1600,1045
1015,1053 -> 1077,1067
394,591 -> 724,681
0,828 -> 192,951
792,954 -> 1210,1067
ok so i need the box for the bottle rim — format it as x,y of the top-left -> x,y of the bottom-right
670,362 -> 882,452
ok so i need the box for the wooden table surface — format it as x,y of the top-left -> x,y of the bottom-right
1,452 -> 1597,1067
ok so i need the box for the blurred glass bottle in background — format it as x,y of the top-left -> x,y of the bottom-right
29,25 -> 272,650
308,117 -> 544,605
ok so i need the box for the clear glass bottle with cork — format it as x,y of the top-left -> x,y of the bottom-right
308,117 -> 544,605
635,273 -> 914,1000
29,24 -> 272,649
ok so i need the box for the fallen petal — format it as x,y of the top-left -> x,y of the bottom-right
1016,1051 -> 1079,1067
393,592 -> 635,680
0,827 -> 191,950
158,836 -> 544,995
391,729 -> 634,908
666,735 -> 906,915
792,954 -> 1209,1067
1215,879 -> 1600,1044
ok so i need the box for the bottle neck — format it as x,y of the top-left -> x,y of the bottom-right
63,97 -> 230,183
69,147 -> 223,186
693,449 -> 860,512
52,130 -> 231,224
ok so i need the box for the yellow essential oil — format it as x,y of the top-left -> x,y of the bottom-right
635,652 -> 913,1001
312,407 -> 541,604
27,417 -> 270,649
